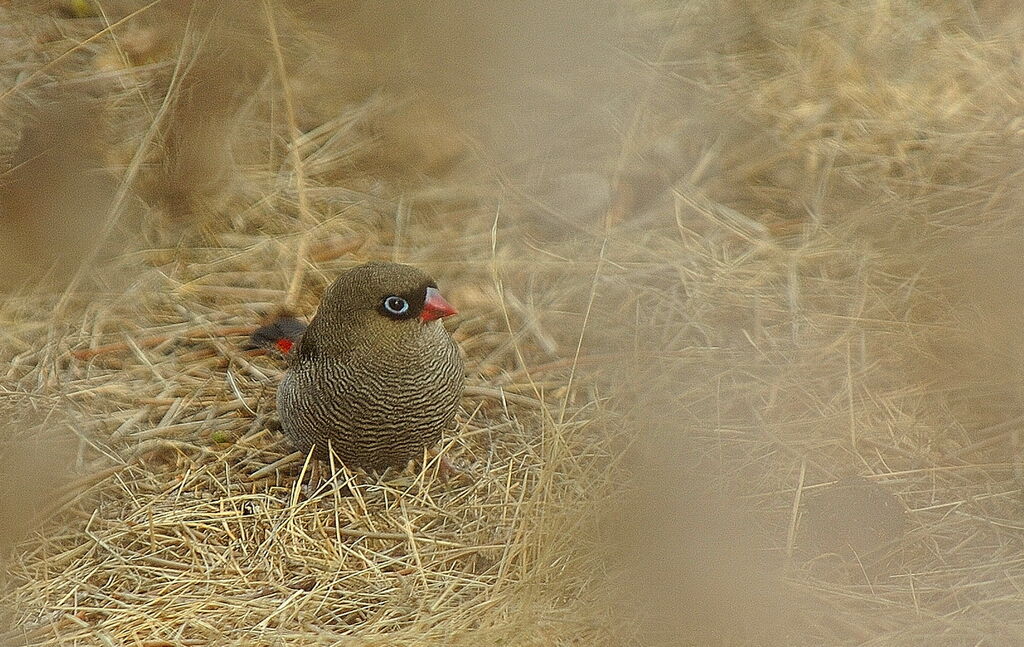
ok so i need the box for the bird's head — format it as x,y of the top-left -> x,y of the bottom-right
302,261 -> 458,356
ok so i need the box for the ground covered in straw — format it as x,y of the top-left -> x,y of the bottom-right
4,1 -> 1024,646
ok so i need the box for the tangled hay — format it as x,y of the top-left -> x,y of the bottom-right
4,1 -> 1024,645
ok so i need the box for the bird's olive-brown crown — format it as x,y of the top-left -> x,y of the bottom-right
298,262 -> 443,358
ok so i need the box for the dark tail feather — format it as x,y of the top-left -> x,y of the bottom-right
244,315 -> 308,354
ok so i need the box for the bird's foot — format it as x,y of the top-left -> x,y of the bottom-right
423,448 -> 468,482
438,455 -> 466,481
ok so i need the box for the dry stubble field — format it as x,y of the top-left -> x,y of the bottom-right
3,1 -> 1024,645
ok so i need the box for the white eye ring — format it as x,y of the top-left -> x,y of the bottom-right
382,295 -> 410,315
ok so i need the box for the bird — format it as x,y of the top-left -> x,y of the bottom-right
244,311 -> 307,355
248,261 -> 465,472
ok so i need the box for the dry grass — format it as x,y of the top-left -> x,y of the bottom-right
4,1 -> 1024,645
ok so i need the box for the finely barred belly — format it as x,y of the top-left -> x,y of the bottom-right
276,333 -> 464,471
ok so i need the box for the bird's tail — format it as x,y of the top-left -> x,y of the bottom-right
244,313 -> 308,354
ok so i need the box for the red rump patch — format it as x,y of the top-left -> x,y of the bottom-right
275,338 -> 294,353
245,314 -> 306,353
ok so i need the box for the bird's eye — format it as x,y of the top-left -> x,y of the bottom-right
382,295 -> 410,316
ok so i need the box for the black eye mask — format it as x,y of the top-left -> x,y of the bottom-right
376,281 -> 436,321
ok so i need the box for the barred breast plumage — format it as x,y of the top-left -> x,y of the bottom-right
267,262 -> 464,471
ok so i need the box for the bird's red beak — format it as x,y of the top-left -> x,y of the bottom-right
421,287 -> 458,322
